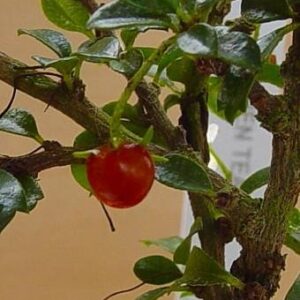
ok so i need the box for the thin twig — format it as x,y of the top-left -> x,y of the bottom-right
0,72 -> 63,118
99,201 -> 116,232
102,282 -> 145,300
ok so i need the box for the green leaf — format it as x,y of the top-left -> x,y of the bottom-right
32,56 -> 79,75
241,0 -> 292,23
217,31 -> 261,71
256,62 -> 283,87
207,76 -> 225,120
164,94 -> 181,111
177,24 -> 261,71
134,255 -> 182,285
75,37 -> 120,63
155,153 -> 213,193
18,28 -> 72,57
174,217 -> 203,265
121,29 -> 139,49
141,126 -> 154,146
136,287 -> 169,300
178,247 -> 244,288
219,66 -> 254,124
141,236 -> 184,254
285,275 -> 300,300
41,0 -> 92,36
258,23 -> 300,60
0,169 -> 28,232
0,108 -> 43,143
87,0 -> 179,30
240,167 -> 270,194
71,131 -> 100,192
109,49 -> 143,77
285,208 -> 300,255
177,23 -> 218,57
17,176 -> 44,211
167,57 -> 202,93
156,45 -> 183,77
103,101 -> 167,147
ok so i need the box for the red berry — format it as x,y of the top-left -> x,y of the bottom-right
86,143 -> 155,208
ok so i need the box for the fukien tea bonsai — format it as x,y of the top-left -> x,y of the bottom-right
0,0 -> 299,299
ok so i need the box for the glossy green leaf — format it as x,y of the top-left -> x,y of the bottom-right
177,24 -> 218,57
0,169 -> 28,232
218,31 -> 261,71
174,218 -> 203,265
256,62 -> 283,87
241,0 -> 292,23
121,29 -> 139,49
32,55 -> 79,75
41,0 -> 92,36
155,153 -> 212,193
240,167 -> 270,194
285,208 -> 300,255
219,66 -> 254,124
71,131 -> 100,191
285,275 -> 300,300
164,94 -> 181,111
75,37 -> 120,63
87,0 -> 179,31
134,255 -> 182,285
109,49 -> 143,77
141,236 -> 184,254
258,23 -> 300,60
0,108 -> 43,143
207,76 -> 226,120
18,28 -> 71,57
17,176 -> 44,211
141,126 -> 154,146
177,24 -> 261,71
167,57 -> 202,93
156,45 -> 183,77
178,247 -> 244,288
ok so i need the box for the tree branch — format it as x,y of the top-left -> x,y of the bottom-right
249,82 -> 288,133
0,51 -> 260,262
0,144 -> 82,176
135,81 -> 187,150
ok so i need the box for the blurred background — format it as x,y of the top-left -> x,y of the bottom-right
0,1 -> 298,300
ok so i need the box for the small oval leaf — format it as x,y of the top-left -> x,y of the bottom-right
17,175 -> 44,211
241,0 -> 292,23
178,247 -> 244,288
75,37 -> 121,63
32,56 -> 79,75
18,28 -> 72,57
87,0 -> 178,30
141,236 -> 184,254
41,0 -> 92,36
285,275 -> 300,300
240,167 -> 270,194
258,23 -> 300,60
71,131 -> 100,191
0,108 -> 43,142
177,23 -> 218,57
134,255 -> 182,285
155,153 -> 212,193
0,169 -> 28,232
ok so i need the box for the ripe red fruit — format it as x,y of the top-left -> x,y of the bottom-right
86,143 -> 155,208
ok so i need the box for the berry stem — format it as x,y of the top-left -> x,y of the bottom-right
110,36 -> 176,147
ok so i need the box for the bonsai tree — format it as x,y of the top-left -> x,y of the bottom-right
0,0 -> 299,299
